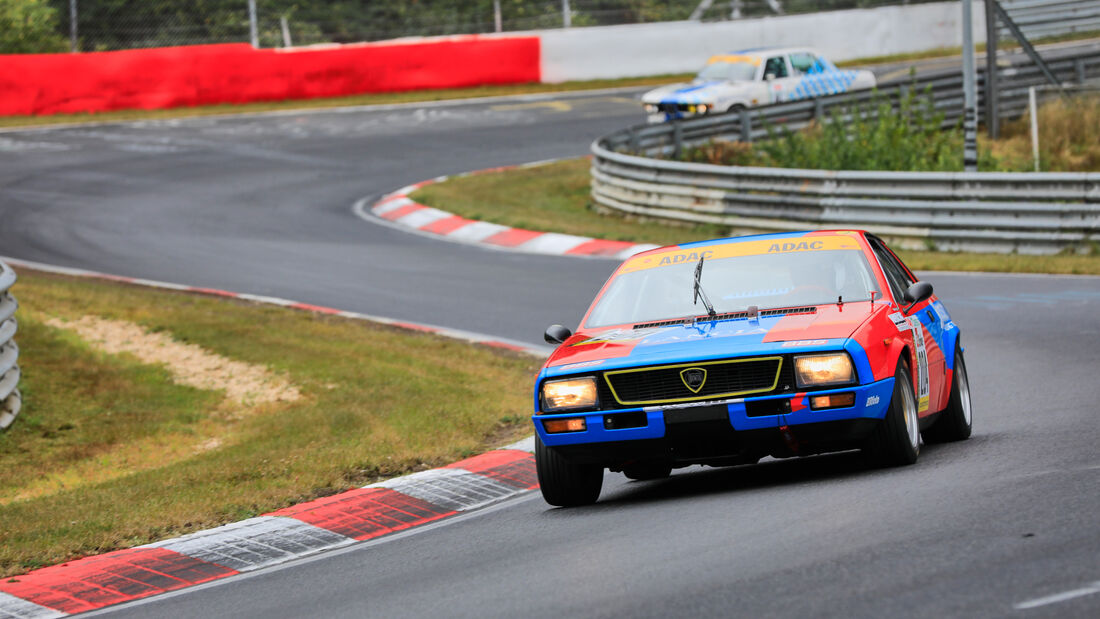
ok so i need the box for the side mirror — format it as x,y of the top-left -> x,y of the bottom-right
902,281 -> 933,314
544,324 -> 573,345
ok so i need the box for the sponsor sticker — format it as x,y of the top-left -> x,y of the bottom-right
561,360 -> 605,370
865,395 -> 880,407
908,316 -> 930,412
781,339 -> 829,348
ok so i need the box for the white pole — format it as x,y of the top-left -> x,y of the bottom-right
280,16 -> 292,47
248,0 -> 259,48
689,0 -> 715,21
562,0 -> 571,28
1029,86 -> 1040,172
494,0 -> 502,33
961,0 -> 978,172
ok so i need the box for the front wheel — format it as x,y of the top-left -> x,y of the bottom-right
922,347 -> 973,443
865,361 -> 920,466
536,436 -> 603,507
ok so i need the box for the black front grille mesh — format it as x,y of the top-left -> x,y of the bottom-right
604,357 -> 782,406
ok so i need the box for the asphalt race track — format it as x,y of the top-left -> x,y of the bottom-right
2,55 -> 1099,617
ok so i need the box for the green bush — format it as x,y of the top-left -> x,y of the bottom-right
1,0 -> 68,53
680,87 -> 969,172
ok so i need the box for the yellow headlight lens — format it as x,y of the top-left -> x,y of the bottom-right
541,377 -> 598,412
794,354 -> 855,388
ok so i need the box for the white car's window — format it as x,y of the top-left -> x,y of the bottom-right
763,56 -> 789,79
789,52 -> 819,75
585,249 -> 878,328
697,61 -> 758,82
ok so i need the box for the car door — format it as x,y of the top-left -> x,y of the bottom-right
867,236 -> 947,414
762,54 -> 797,103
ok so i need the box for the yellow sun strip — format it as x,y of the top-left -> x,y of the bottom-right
618,236 -> 862,275
707,55 -> 762,66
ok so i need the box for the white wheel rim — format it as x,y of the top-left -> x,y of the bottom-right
957,358 -> 972,426
902,378 -> 919,449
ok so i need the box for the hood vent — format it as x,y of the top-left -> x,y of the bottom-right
632,305 -> 816,330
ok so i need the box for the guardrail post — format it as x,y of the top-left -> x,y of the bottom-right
672,120 -> 683,158
0,260 -> 20,432
739,108 -> 752,142
814,99 -> 824,122
1075,58 -> 1086,84
629,126 -> 639,153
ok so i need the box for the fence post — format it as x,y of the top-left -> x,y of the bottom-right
248,0 -> 259,48
69,0 -> 78,52
983,0 -> 1000,138
672,120 -> 683,158
629,126 -> 640,153
1075,58 -> 1086,84
814,99 -> 824,122
739,108 -> 752,142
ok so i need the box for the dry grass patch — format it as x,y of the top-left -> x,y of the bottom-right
45,315 -> 300,406
984,93 -> 1100,172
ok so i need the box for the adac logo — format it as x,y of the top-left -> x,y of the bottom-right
680,368 -> 707,393
658,250 -> 714,266
768,240 -> 824,253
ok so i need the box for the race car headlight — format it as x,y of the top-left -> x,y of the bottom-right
540,377 -> 598,412
794,354 -> 855,388
644,104 -> 658,114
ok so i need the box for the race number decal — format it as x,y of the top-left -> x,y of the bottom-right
906,316 -> 930,412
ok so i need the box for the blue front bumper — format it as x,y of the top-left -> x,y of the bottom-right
534,377 -> 895,448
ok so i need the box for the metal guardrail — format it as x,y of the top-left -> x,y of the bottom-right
591,45 -> 1100,254
0,260 -> 20,431
1002,0 -> 1100,41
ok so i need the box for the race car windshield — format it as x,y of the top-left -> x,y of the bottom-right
697,61 -> 757,82
585,249 -> 879,328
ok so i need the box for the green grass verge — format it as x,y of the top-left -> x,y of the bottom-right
410,158 -> 1100,275
0,270 -> 539,576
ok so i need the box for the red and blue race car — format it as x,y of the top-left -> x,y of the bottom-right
533,231 -> 973,506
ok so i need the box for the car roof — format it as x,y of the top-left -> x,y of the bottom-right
712,47 -> 818,60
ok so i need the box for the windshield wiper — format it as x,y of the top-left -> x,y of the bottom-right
693,256 -> 718,320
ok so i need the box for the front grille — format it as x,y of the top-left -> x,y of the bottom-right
603,357 -> 782,406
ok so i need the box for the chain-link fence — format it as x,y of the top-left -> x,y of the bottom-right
29,1 -> 945,53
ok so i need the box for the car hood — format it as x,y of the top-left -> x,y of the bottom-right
642,80 -> 747,103
545,303 -> 877,373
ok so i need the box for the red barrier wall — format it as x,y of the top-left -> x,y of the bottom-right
0,36 -> 541,116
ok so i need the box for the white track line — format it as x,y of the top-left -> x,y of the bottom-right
1014,581 -> 1100,610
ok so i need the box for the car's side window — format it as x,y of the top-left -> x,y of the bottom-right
867,237 -> 910,302
764,56 -> 788,79
789,52 -> 816,75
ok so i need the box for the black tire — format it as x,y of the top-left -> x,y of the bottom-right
536,435 -> 603,507
622,461 -> 672,481
922,347 -> 973,443
727,104 -> 747,114
865,360 -> 920,466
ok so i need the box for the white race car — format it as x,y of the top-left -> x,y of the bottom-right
642,47 -> 876,123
